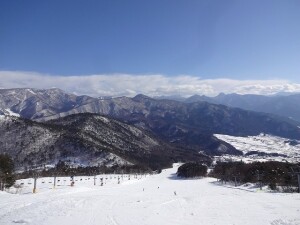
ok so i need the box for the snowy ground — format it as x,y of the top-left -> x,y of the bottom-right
215,133 -> 300,163
1,164 -> 300,225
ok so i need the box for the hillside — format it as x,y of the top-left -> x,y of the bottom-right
0,114 -> 210,170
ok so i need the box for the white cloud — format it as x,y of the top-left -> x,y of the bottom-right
0,70 -> 300,97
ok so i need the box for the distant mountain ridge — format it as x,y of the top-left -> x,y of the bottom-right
184,92 -> 300,122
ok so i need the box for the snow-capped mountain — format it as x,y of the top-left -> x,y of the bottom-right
0,114 -> 210,170
0,88 -> 299,157
0,88 -> 95,119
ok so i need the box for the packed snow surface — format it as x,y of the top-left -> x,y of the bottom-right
1,164 -> 300,225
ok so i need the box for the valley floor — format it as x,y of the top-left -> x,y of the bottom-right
0,164 -> 300,225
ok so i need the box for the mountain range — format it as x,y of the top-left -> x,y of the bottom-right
183,92 -> 300,122
0,88 -> 299,169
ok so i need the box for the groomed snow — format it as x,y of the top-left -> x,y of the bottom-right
1,164 -> 299,225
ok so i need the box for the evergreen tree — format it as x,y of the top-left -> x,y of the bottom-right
177,162 -> 207,178
0,154 -> 15,190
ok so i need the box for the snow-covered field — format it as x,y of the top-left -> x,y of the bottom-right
215,133 -> 300,163
1,164 -> 300,225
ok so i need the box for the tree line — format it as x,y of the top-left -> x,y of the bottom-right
176,161 -> 300,192
209,161 -> 299,192
16,160 -> 153,179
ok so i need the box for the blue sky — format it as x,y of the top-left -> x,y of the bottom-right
0,0 -> 300,96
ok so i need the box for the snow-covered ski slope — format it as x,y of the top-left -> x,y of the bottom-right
1,164 -> 300,225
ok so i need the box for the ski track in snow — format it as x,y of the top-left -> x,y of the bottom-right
1,164 -> 300,225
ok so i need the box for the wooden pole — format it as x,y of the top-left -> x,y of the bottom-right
53,176 -> 56,189
297,174 -> 300,193
33,177 -> 37,193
